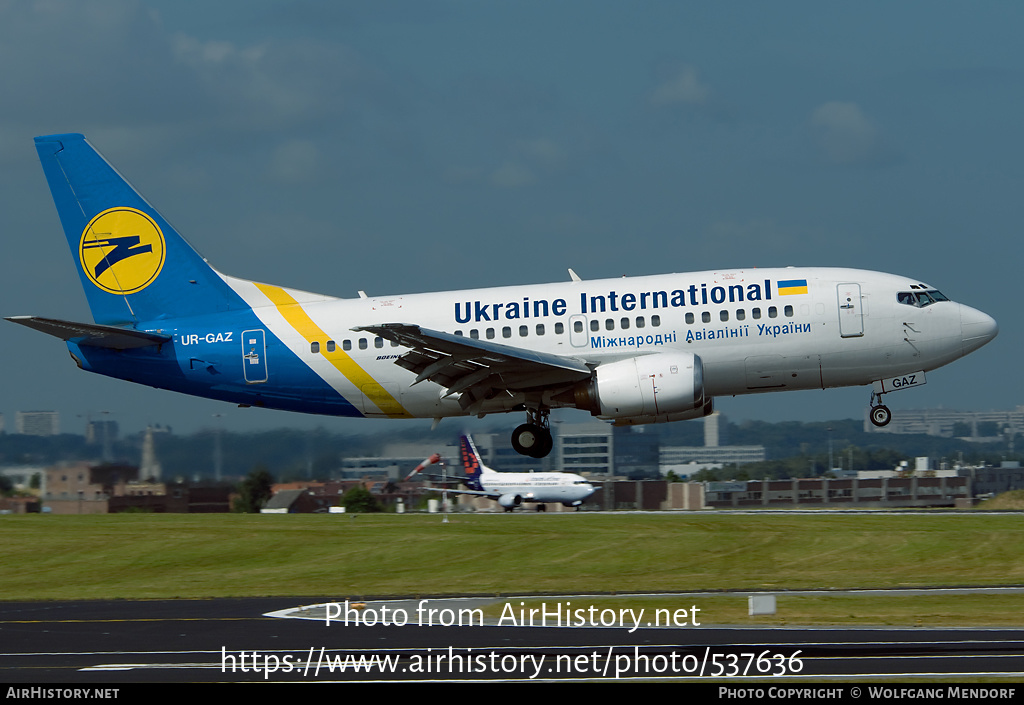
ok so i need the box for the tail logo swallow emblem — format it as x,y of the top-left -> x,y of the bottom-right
79,207 -> 166,294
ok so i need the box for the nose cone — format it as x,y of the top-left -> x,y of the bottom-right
960,304 -> 998,355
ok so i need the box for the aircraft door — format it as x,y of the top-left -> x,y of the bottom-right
837,283 -> 864,338
242,329 -> 268,383
569,315 -> 589,347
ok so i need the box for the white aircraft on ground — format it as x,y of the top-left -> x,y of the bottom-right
9,134 -> 998,458
408,435 -> 596,511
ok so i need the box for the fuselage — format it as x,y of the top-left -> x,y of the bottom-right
475,470 -> 596,505
66,266 -> 997,421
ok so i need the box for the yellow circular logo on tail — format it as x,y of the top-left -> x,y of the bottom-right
79,208 -> 166,294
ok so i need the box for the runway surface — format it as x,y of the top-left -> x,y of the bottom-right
1,595 -> 1023,683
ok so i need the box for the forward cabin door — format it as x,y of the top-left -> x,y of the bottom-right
837,283 -> 864,338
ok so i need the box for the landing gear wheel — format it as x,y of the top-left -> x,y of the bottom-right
511,423 -> 553,458
870,405 -> 892,427
537,504 -> 547,512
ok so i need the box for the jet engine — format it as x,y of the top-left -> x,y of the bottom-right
568,351 -> 711,424
498,493 -> 523,509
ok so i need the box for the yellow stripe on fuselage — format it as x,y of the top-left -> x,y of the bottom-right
253,283 -> 412,418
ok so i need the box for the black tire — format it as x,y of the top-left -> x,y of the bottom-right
511,424 -> 553,458
870,405 -> 892,427
511,423 -> 540,455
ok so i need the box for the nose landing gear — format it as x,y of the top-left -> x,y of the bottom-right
869,391 -> 892,427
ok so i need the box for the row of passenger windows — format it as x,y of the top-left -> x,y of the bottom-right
456,323 -> 560,339
455,315 -> 665,340
310,337 -> 399,353
687,305 -> 794,324
308,306 -> 795,353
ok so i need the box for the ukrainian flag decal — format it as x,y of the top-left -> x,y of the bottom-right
778,279 -> 809,296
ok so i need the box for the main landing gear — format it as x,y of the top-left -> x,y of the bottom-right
869,391 -> 892,427
511,407 -> 553,458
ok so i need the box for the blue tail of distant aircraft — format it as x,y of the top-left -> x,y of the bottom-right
34,133 -> 244,326
459,434 -> 487,491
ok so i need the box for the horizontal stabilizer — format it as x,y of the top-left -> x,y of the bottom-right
6,316 -> 171,350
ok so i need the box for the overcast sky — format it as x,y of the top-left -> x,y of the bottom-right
0,1 -> 1018,436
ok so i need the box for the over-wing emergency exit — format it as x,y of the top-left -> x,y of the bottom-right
8,134 -> 998,458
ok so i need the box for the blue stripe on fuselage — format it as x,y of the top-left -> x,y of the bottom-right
65,309 -> 364,418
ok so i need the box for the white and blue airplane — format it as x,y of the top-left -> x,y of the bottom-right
9,134 -> 998,458
409,435 -> 596,511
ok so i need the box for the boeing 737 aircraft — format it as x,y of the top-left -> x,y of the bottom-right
9,134 -> 998,458
408,435 -> 596,511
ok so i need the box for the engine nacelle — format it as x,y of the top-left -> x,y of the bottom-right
570,351 -> 708,422
498,493 -> 523,508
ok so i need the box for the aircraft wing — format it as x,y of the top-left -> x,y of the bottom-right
422,485 -> 500,499
353,323 -> 593,411
7,316 -> 172,350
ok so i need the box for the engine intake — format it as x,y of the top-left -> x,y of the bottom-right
570,351 -> 710,423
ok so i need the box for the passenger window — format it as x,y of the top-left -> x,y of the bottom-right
326,340 -> 335,352
620,317 -> 630,330
358,339 -> 368,350
375,337 -> 384,348
519,325 -> 528,337
784,305 -> 794,317
652,315 -> 661,327
737,309 -> 745,321
554,322 -> 564,334
502,326 -> 512,338
720,310 -> 729,322
454,331 -> 463,337
605,319 -> 614,331
590,320 -> 599,332
536,324 -> 545,336
752,308 -> 762,320
470,329 -> 479,339
486,328 -> 495,340
702,312 -> 711,323
343,340 -> 352,351
574,320 -> 584,333
685,313 -> 694,324
636,317 -> 645,329
768,306 -> 778,318
310,341 -> 320,353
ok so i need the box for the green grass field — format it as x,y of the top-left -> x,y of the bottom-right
3,512 -> 1023,603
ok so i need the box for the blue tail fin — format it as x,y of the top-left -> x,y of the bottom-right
459,435 -> 486,491
34,134 -> 244,326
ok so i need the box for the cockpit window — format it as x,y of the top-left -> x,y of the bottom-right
897,290 -> 950,308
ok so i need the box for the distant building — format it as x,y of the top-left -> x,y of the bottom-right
43,461 -> 229,513
0,466 -> 44,491
15,411 -> 59,436
337,441 -> 459,480
660,412 -> 766,476
44,461 -> 137,513
703,475 -> 972,509
961,462 -> 1024,497
85,419 -> 118,445
107,482 -> 231,513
